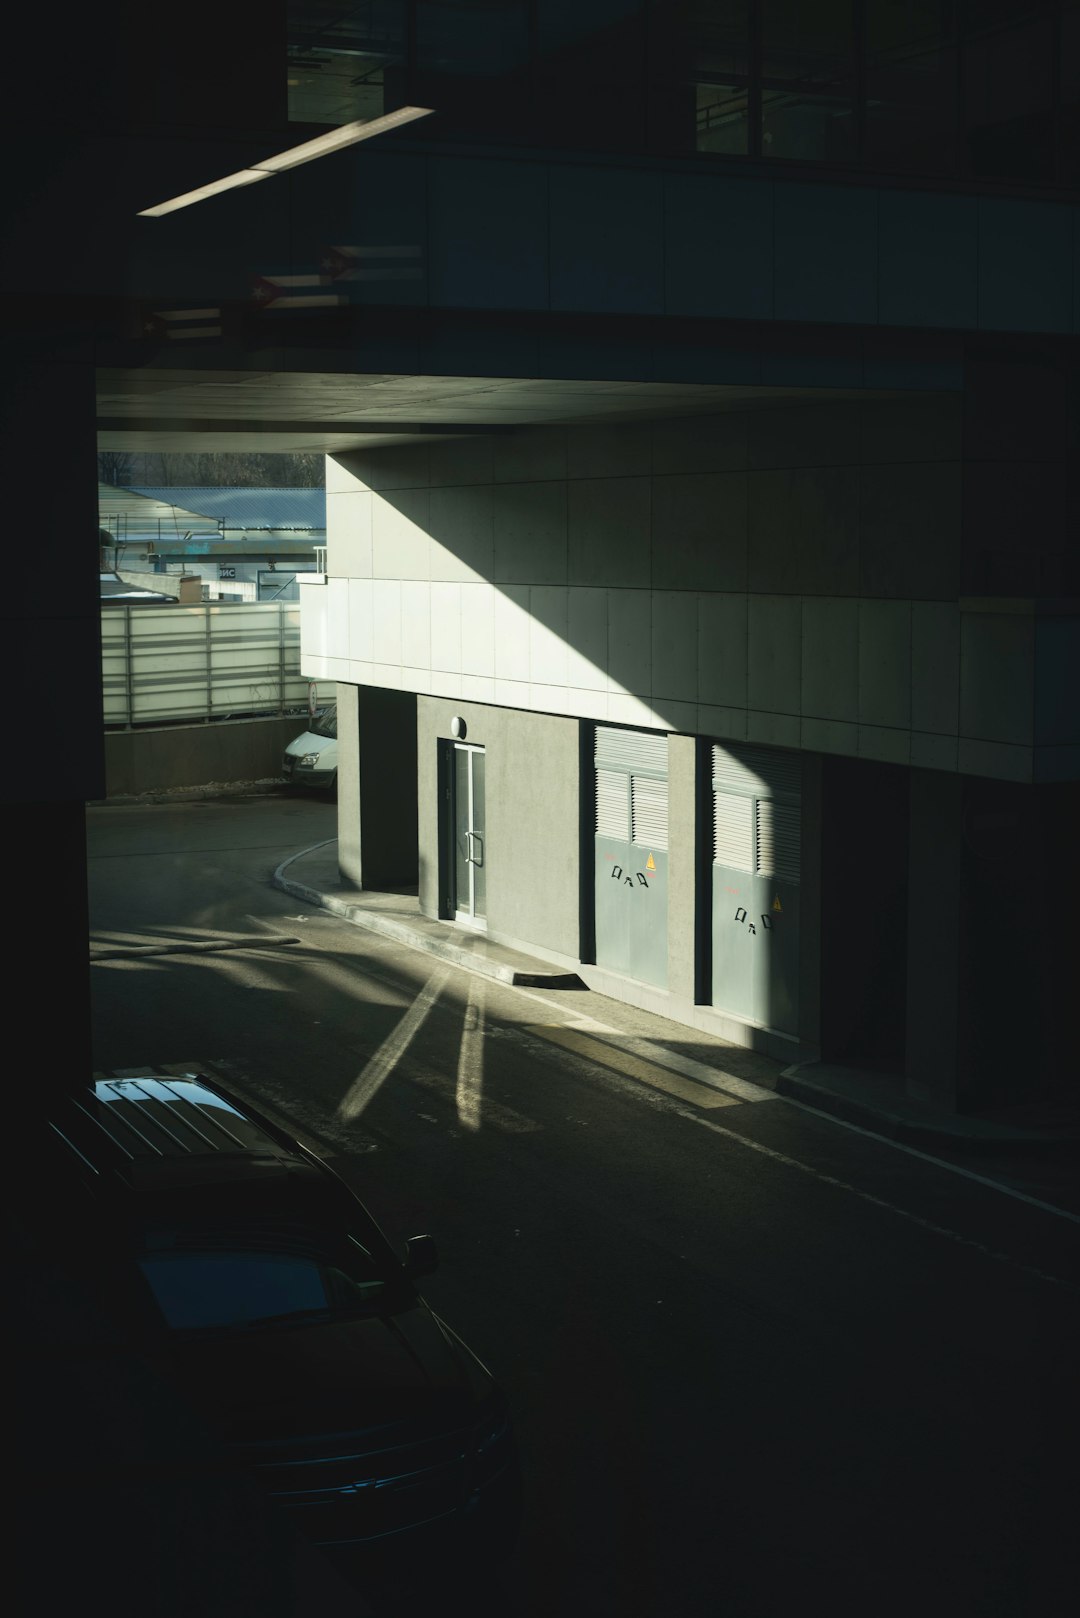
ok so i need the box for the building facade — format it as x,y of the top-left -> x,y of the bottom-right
5,1 -> 1077,1114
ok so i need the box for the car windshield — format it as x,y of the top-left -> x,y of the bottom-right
136,1220 -> 396,1331
139,1245 -> 389,1331
308,704 -> 336,739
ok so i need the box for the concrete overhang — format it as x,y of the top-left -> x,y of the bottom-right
96,367 -> 916,455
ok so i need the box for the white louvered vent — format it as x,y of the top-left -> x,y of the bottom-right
595,768 -> 630,839
757,799 -> 801,882
712,742 -> 801,800
595,725 -> 668,776
631,774 -> 669,850
714,792 -> 754,871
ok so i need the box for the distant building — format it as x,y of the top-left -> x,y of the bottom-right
98,486 -> 326,600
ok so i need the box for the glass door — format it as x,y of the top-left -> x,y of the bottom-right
452,743 -> 486,927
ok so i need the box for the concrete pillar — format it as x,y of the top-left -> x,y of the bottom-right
337,685 -> 419,891
4,357 -> 103,1109
905,770 -> 963,1111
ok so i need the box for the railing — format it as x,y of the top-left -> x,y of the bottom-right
101,600 -> 335,728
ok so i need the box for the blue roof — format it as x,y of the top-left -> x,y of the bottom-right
130,487 -> 325,530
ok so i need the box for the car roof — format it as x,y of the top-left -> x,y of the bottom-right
49,1072 -> 399,1250
60,1073 -> 292,1160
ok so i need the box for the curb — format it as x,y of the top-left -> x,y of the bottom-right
276,876 -> 584,990
778,1068 -> 1080,1157
96,781 -> 286,807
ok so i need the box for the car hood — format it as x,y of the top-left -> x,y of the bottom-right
164,1300 -> 487,1442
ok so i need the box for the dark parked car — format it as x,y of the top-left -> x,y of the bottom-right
43,1072 -> 519,1577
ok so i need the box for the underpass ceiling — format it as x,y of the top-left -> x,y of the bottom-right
96,368 -> 908,454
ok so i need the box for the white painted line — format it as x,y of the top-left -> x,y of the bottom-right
455,975 -> 486,1132
682,1108 -> 1078,1288
779,1095 -> 1080,1225
338,965 -> 450,1122
526,1023 -> 741,1111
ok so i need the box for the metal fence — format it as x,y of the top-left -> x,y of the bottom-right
101,600 -> 335,727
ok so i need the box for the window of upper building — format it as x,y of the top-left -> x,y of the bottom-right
760,0 -> 858,162
287,0 -> 408,126
284,2 -> 1076,190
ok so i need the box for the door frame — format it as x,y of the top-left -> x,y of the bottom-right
443,739 -> 487,931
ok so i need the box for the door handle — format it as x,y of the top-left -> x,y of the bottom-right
467,831 -> 484,867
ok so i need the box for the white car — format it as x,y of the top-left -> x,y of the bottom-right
282,703 -> 338,791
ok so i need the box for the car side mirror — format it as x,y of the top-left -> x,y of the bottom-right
403,1233 -> 439,1279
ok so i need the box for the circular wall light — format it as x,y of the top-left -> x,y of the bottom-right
450,716 -> 467,739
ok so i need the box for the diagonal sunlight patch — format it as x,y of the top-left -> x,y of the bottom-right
338,965 -> 451,1122
455,976 -> 486,1132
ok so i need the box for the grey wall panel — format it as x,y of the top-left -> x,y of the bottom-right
877,191 -> 979,330
748,596 -> 802,714
698,593 -> 749,709
859,463 -> 962,599
427,157 -> 549,311
773,183 -> 877,326
977,198 -> 1075,334
651,473 -> 748,591
801,598 -> 860,722
550,166 -> 664,315
960,611 -> 1036,747
652,591 -> 699,703
663,173 -> 774,320
859,601 -> 913,730
417,696 -> 581,957
494,428 -> 567,484
371,488 -> 432,579
429,485 -> 495,583
567,422 -> 653,479
746,403 -> 861,470
749,466 -> 860,595
568,477 -> 651,586
651,412 -> 747,476
1035,617 -> 1080,747
493,482 -> 568,585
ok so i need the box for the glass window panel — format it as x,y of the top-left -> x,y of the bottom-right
648,1 -> 750,153
287,1 -> 407,126
761,0 -> 856,161
762,89 -> 857,160
455,747 -> 471,914
697,82 -> 751,152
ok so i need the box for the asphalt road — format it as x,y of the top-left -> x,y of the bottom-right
87,796 -> 1080,1618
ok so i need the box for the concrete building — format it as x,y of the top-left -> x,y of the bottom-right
6,2 -> 1078,1118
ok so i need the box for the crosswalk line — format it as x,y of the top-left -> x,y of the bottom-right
525,1024 -> 744,1109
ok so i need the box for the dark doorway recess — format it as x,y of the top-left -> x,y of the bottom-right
821,757 -> 909,1072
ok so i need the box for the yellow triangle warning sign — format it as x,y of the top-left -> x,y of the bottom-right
772,895 -> 782,912
646,853 -> 656,872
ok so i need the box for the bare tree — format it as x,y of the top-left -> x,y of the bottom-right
97,450 -> 134,486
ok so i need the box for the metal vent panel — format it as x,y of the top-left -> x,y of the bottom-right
595,725 -> 668,777
631,775 -> 669,850
713,791 -> 754,870
712,742 -> 801,801
595,768 -> 630,839
757,800 -> 801,882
